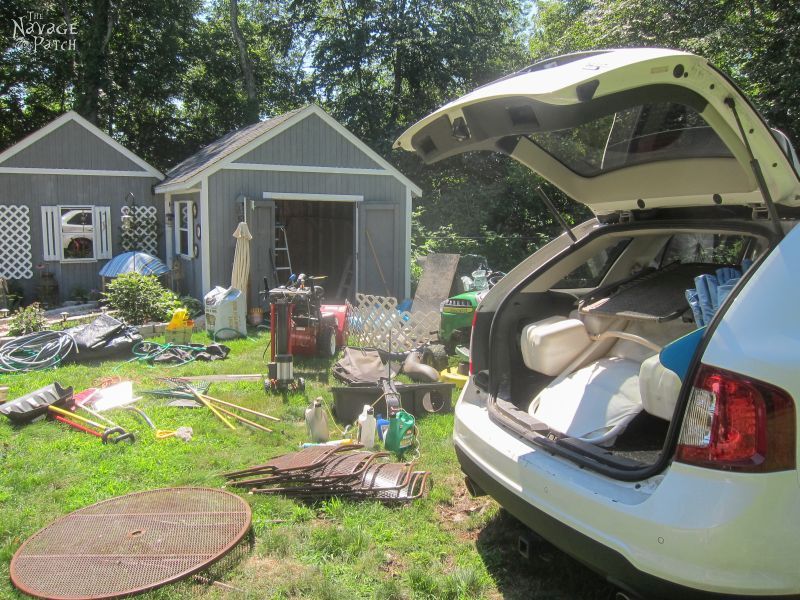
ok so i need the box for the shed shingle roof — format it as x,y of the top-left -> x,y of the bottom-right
160,106 -> 306,187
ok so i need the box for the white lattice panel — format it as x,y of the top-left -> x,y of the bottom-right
0,205 -> 32,279
121,205 -> 158,255
347,293 -> 440,351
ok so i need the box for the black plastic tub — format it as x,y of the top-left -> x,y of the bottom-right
331,382 -> 455,424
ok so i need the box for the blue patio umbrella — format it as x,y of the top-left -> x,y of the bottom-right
99,251 -> 170,278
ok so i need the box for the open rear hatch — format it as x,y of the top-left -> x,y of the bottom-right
395,49 -> 799,479
395,48 -> 800,215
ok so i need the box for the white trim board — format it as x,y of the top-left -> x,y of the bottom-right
225,163 -> 395,177
0,111 -> 163,179
200,177 -> 211,293
263,192 -> 364,203
155,104 -> 422,197
404,186 -> 412,299
0,167 -> 159,178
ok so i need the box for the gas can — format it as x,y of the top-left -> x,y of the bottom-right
383,410 -> 415,457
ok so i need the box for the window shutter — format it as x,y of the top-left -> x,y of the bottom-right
187,203 -> 194,258
94,206 -> 113,259
40,206 -> 60,261
173,202 -> 181,256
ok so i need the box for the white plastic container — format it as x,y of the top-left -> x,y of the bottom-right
305,398 -> 329,443
204,286 -> 247,340
357,404 -> 377,450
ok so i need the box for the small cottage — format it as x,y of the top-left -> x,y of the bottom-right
0,111 -> 164,304
155,104 -> 421,306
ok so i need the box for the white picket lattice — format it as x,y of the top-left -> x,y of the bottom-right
121,205 -> 158,255
347,293 -> 440,351
0,205 -> 33,279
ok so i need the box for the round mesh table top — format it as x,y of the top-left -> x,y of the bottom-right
10,487 -> 251,600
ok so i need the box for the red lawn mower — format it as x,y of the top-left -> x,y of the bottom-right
264,274 -> 348,392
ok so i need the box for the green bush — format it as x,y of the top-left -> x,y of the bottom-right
8,304 -> 48,336
103,273 -> 181,325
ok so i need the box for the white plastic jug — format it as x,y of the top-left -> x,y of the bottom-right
305,398 -> 329,443
357,404 -> 377,450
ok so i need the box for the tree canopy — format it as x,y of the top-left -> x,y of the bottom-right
2,0 -> 798,270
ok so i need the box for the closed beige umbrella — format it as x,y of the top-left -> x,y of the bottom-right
231,221 -> 253,297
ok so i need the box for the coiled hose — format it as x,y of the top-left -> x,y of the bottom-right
0,330 -> 77,373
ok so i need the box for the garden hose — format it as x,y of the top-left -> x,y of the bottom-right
0,331 -> 77,373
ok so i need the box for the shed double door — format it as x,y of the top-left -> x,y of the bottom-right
249,199 -> 275,308
358,203 -> 399,298
250,200 -> 399,302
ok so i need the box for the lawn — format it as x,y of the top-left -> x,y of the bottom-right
0,330 -> 611,599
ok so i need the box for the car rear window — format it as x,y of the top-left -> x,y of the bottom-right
552,238 -> 630,289
658,233 -> 748,266
527,102 -> 733,177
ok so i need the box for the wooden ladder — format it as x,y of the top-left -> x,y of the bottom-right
271,223 -> 293,286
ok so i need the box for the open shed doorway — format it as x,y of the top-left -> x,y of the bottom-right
276,199 -> 355,302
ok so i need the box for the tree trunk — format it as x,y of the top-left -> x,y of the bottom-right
230,0 -> 259,123
76,0 -> 113,124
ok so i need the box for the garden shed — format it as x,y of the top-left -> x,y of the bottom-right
0,111 -> 164,305
154,104 -> 421,307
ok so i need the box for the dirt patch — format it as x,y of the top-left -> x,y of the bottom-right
436,477 -> 493,540
379,550 -> 406,577
245,555 -> 311,582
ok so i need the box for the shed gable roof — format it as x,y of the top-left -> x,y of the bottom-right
233,113 -> 382,170
158,108 -> 303,188
155,104 -> 422,196
0,111 -> 163,179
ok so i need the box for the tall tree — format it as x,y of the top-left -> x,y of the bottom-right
74,0 -> 112,124
229,0 -> 259,123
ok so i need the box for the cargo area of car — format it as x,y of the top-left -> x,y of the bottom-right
488,222 -> 773,470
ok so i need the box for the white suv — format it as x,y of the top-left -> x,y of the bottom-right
396,49 -> 800,599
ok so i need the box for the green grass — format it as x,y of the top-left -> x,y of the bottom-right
0,330 -> 610,599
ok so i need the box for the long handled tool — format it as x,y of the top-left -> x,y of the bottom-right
189,388 -> 237,430
200,395 -> 280,422
209,402 -> 273,433
52,414 -> 103,439
49,405 -> 135,444
157,378 -> 279,433
157,378 -> 237,430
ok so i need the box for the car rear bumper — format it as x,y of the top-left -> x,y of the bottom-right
454,384 -> 800,599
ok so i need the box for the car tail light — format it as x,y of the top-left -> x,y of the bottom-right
469,309 -> 479,375
676,364 -> 796,472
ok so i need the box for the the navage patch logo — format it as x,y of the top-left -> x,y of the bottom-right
12,10 -> 77,52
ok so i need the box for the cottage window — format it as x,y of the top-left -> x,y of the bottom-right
41,205 -> 112,262
174,200 -> 194,258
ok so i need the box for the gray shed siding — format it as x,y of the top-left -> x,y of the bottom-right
234,113 -> 381,169
2,120 -> 146,171
170,191 -> 202,299
203,170 -> 408,306
0,173 -> 162,302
